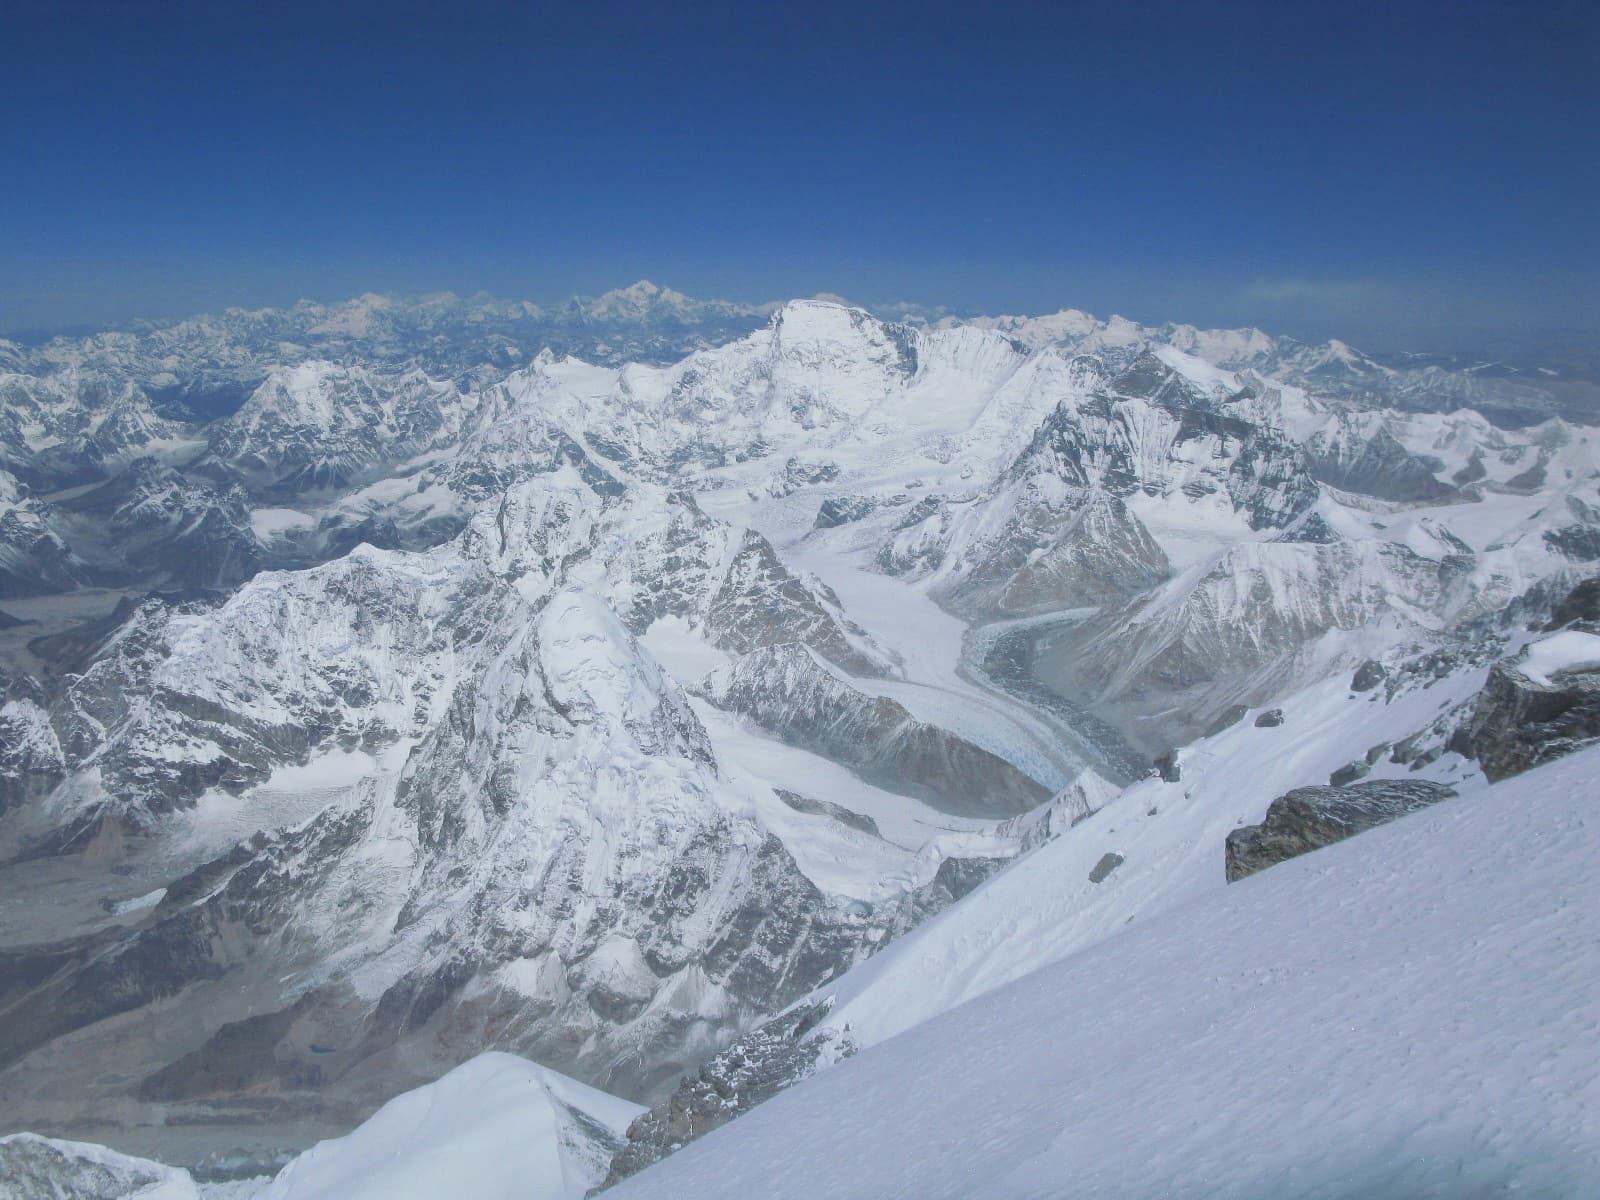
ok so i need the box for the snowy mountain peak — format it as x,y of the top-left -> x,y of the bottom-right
769,298 -> 893,349
261,1053 -> 643,1200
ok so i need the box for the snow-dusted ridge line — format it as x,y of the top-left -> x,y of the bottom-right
1,284 -> 1596,1180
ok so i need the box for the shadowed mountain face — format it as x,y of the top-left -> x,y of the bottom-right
1,290 -> 1596,1177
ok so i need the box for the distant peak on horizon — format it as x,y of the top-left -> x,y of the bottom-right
5,283 -> 1594,387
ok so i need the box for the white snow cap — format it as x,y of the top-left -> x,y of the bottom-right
1516,628 -> 1600,686
260,1052 -> 643,1200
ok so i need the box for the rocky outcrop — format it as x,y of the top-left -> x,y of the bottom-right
1088,852 -> 1124,883
599,999 -> 849,1191
813,494 -> 900,529
1225,780 -> 1457,881
703,531 -> 887,676
938,492 -> 1171,619
1546,575 -> 1600,630
0,484 -> 96,598
1452,658 -> 1600,783
1351,659 -> 1387,692
774,789 -> 880,837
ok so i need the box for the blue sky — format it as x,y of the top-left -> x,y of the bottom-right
1,0 -> 1595,349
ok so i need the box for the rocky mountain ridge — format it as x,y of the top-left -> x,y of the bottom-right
1,290 -> 1596,1184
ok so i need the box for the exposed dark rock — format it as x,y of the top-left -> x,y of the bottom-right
1272,511 -> 1341,545
773,789 -> 880,837
1329,760 -> 1370,786
813,496 -> 879,529
1254,708 -> 1285,727
1543,525 -> 1600,561
1225,780 -> 1458,881
1303,423 -> 1452,502
0,505 -> 97,598
706,531 -> 886,677
1203,704 -> 1249,738
1153,749 -> 1181,782
1505,456 -> 1548,492
595,848 -> 1010,1190
1452,450 -> 1487,486
1088,852 -> 1124,883
137,999 -> 321,1100
767,457 -> 839,497
1452,656 -> 1600,782
1351,659 -> 1387,692
1546,576 -> 1600,630
937,493 -> 1171,618
56,457 -> 261,590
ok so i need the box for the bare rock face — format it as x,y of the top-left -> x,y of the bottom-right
1545,575 -> 1600,630
1446,577 -> 1600,782
55,458 -> 261,590
0,475 -> 97,598
1453,660 -> 1600,783
1351,659 -> 1387,692
703,531 -> 887,676
1301,420 -> 1454,502
1225,780 -> 1457,882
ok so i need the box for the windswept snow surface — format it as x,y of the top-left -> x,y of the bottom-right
613,745 -> 1600,1200
258,1053 -> 642,1200
1517,629 -> 1600,685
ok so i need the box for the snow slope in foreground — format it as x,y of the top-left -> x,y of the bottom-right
612,746 -> 1600,1200
259,1053 -> 642,1200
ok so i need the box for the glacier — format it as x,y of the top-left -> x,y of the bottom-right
0,287 -> 1595,1189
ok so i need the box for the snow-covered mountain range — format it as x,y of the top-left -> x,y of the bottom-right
0,285 -> 1595,1195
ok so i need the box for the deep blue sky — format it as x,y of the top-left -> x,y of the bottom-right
2,0 -> 1595,349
